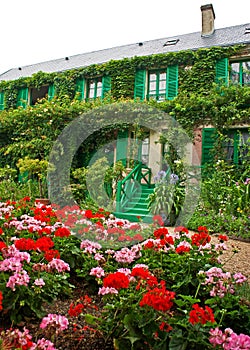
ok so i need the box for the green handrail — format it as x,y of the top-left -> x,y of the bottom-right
116,163 -> 152,212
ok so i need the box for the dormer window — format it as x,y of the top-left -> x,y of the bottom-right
163,39 -> 179,47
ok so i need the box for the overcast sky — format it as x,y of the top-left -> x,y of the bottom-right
0,0 -> 249,75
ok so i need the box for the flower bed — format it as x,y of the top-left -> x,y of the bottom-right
0,198 -> 249,349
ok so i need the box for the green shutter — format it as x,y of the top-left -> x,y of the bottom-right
134,70 -> 146,101
17,87 -> 29,108
116,129 -> 129,166
0,92 -> 4,110
215,58 -> 228,85
166,65 -> 178,100
201,128 -> 218,165
101,76 -> 111,99
75,78 -> 85,100
48,84 -> 55,101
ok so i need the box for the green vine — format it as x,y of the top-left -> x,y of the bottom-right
0,44 -> 249,170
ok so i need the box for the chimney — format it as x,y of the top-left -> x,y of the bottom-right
201,4 -> 215,36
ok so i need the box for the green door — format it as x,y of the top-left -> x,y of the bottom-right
116,130 -> 129,166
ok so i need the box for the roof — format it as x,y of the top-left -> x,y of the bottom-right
1,23 -> 250,82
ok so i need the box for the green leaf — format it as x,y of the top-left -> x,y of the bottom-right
84,313 -> 101,325
178,295 -> 201,304
124,336 -> 141,346
169,335 -> 188,350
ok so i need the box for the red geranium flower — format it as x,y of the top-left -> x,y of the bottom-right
35,236 -> 54,251
14,238 -> 36,251
191,232 -> 211,246
159,322 -> 173,332
132,233 -> 144,241
197,226 -> 208,234
143,240 -> 155,250
160,236 -> 174,246
84,209 -> 93,219
174,226 -> 189,234
139,281 -> 175,312
218,234 -> 228,242
44,249 -> 60,262
153,215 -> 164,227
38,227 -> 52,236
189,304 -> 215,325
0,241 -> 7,251
176,245 -> 190,254
154,227 -> 169,239
54,227 -> 71,238
103,272 -> 130,290
68,302 -> 85,317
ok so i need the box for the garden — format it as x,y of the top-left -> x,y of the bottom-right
0,161 -> 249,349
0,45 -> 249,348
0,105 -> 250,350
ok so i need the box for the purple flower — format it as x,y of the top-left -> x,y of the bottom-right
170,173 -> 179,184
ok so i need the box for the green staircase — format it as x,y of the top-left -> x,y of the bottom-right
113,163 -> 155,223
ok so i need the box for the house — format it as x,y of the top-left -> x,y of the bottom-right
0,4 -> 249,221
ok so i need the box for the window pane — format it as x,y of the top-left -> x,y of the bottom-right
159,80 -> 166,90
149,81 -> 156,92
231,63 -> 240,84
149,73 -> 157,81
239,132 -> 250,163
242,62 -> 250,85
159,72 -> 166,80
89,88 -> 95,98
141,137 -> 149,165
96,85 -> 102,97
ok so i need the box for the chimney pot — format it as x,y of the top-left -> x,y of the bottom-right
201,4 -> 215,36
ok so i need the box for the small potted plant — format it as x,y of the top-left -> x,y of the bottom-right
16,156 -> 50,204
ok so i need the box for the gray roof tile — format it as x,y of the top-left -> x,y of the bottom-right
1,23 -> 250,82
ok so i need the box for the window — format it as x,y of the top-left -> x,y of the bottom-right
230,61 -> 250,86
128,131 -> 150,166
202,128 -> 250,166
216,58 -> 250,87
30,84 -> 55,105
134,66 -> 178,101
222,130 -> 249,165
148,71 -> 167,101
75,76 -> 111,101
0,92 -> 4,110
141,137 -> 150,165
16,84 -> 55,108
87,77 -> 103,99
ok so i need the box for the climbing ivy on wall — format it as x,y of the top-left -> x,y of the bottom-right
0,44 -> 249,169
0,45 -> 243,105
